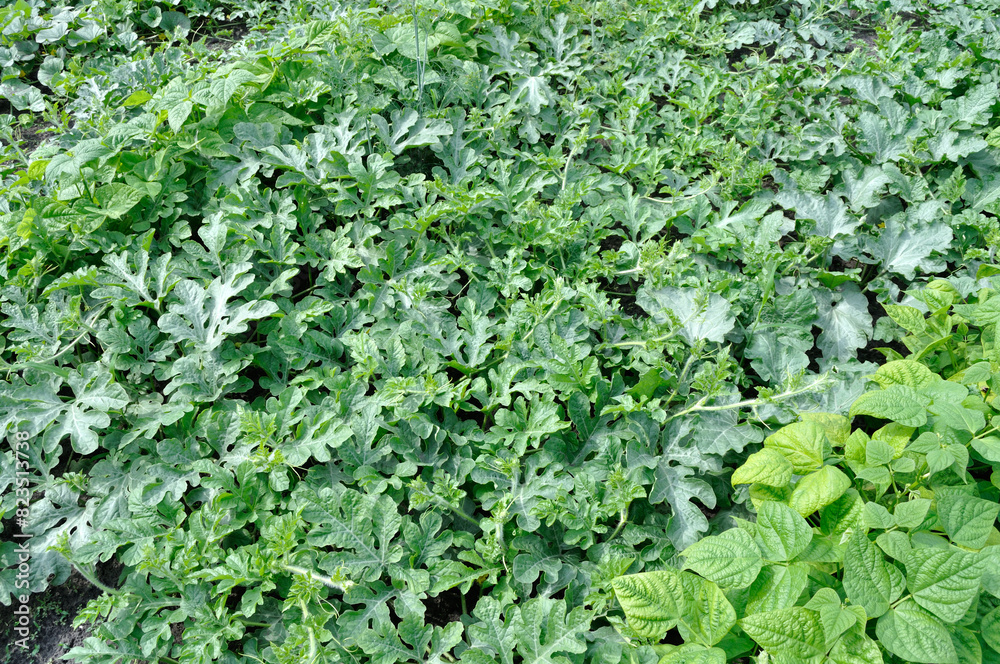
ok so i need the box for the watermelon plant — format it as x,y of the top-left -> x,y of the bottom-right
2,0 -> 1000,662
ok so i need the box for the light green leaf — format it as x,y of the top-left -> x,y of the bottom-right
677,572 -> 737,647
731,448 -> 793,488
804,588 -> 861,647
935,489 -> 999,550
883,305 -> 927,334
789,466 -> 851,517
828,623 -> 883,664
863,502 -> 896,530
612,570 -> 685,639
85,183 -> 145,220
739,608 -> 826,659
849,384 -> 931,427
865,438 -> 895,467
871,422 -> 914,458
876,600 -> 958,664
971,436 -> 1000,463
681,529 -> 762,590
745,562 -> 809,615
871,360 -> 938,389
972,297 -> 1000,328
656,644 -> 726,664
763,421 -> 826,474
168,99 -> 193,133
799,412 -> 851,447
843,530 -> 903,619
754,501 -> 813,562
906,548 -> 986,623
894,498 -> 932,529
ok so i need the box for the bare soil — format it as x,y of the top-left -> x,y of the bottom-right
0,561 -> 121,664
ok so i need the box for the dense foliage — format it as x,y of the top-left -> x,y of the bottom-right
2,0 -> 1000,662
615,277 -> 1000,663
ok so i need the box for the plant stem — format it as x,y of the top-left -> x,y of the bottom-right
665,374 -> 833,422
73,563 -> 119,596
605,510 -> 628,543
283,564 -> 354,592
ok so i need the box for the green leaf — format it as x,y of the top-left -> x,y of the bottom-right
636,287 -> 735,345
512,597 -> 590,664
930,402 -> 986,434
650,462 -> 716,551
301,487 -> 404,582
981,606 -> 1000,653
799,412 -> 851,447
843,530 -> 904,619
731,448 -> 793,488
828,623 -> 883,664
871,360 -> 939,389
370,108 -> 453,155
681,529 -> 762,590
40,365 -> 130,455
754,501 -> 813,562
789,466 -> 851,517
677,572 -> 737,647
512,75 -> 553,115
972,436 -> 1000,463
656,644 -> 726,664
884,305 -> 927,334
465,597 -> 516,664
65,637 -> 144,663
814,284 -> 873,364
804,588 -> 862,647
905,548 -> 986,623
776,189 -> 858,238
936,489 -> 1000,550
763,421 -> 826,474
849,384 -> 931,427
744,562 -> 809,615
739,608 -> 826,659
876,600 -> 958,664
612,570 -> 686,639
863,215 -> 953,280
82,183 -> 145,220
158,263 -> 279,352
857,113 -> 909,163
949,626 -> 982,664
841,164 -> 891,212
894,498 -> 932,529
